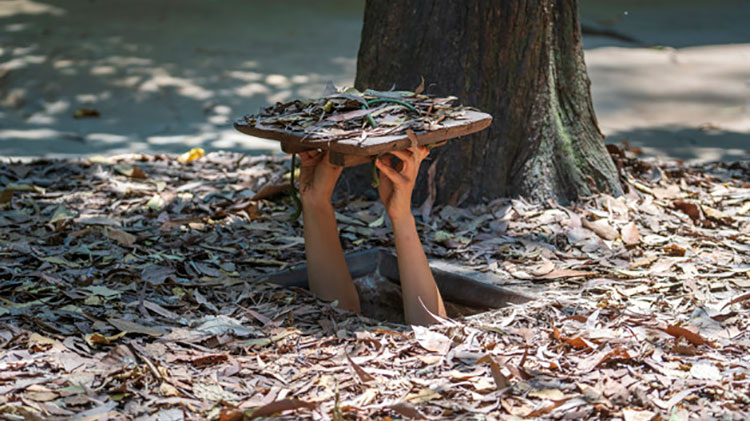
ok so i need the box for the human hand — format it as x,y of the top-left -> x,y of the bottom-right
375,146 -> 430,221
298,150 -> 343,207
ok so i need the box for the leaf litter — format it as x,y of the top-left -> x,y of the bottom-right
0,148 -> 748,420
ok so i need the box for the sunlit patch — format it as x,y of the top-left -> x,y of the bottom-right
235,82 -> 269,97
53,59 -> 75,69
86,133 -> 131,144
1,55 -> 45,71
26,113 -> 55,125
227,70 -> 262,82
210,130 -> 280,151
147,133 -> 214,146
4,23 -> 28,32
290,75 -> 310,84
103,56 -> 153,67
0,0 -> 64,18
12,45 -> 37,56
265,74 -> 290,89
208,115 -> 228,125
76,92 -> 111,103
212,105 -> 231,116
112,75 -> 142,88
0,128 -> 69,140
90,65 -> 116,76
139,69 -> 213,100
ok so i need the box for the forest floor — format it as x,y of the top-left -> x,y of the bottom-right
1,148 -> 749,420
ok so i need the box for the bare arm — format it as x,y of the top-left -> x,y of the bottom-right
298,151 -> 360,312
376,147 -> 446,325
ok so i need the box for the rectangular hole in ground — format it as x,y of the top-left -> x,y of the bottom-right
265,248 -> 534,324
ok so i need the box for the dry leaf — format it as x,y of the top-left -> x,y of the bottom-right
412,326 -> 451,355
620,222 -> 639,246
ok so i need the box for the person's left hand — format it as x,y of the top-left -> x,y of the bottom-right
375,146 -> 430,221
298,150 -> 343,207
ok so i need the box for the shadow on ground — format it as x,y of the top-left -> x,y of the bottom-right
0,0 -> 363,158
607,126 -> 750,162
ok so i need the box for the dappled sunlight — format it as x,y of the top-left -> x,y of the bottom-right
0,0 -> 63,18
0,0 -> 746,163
0,0 -> 363,158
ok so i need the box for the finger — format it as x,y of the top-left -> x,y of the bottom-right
376,158 -> 408,185
299,150 -> 320,160
417,146 -> 430,159
379,155 -> 407,176
299,150 -> 322,165
388,149 -> 413,163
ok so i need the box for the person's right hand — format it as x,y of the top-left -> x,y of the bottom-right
375,146 -> 430,221
298,150 -> 343,206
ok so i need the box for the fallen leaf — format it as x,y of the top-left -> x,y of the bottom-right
538,269 -> 595,280
245,399 -> 316,419
663,244 -> 686,257
108,318 -> 166,337
346,354 -> 375,383
689,363 -> 721,381
104,227 -> 137,247
583,218 -> 618,240
620,222 -> 639,246
673,200 -> 701,222
477,355 -> 510,389
412,326 -> 452,355
178,147 -> 205,164
721,292 -> 750,310
622,408 -> 655,421
659,324 -> 706,346
389,401 -> 428,419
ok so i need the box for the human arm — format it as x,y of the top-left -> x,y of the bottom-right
375,147 -> 446,325
298,151 -> 360,312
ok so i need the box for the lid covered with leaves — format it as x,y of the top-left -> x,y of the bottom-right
234,82 -> 492,156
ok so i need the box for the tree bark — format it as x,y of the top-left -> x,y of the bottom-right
350,0 -> 623,205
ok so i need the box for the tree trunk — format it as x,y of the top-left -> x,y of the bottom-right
350,0 -> 623,205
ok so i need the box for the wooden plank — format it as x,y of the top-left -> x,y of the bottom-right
234,110 -> 492,157
377,250 -> 532,308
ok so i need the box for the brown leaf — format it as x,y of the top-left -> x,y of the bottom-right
477,355 -> 510,389
346,353 -> 375,383
659,324 -> 706,346
192,354 -> 229,368
582,218 -> 618,240
620,222 -> 639,246
673,200 -> 702,221
389,401 -> 428,420
594,346 -> 631,368
721,292 -> 750,310
104,227 -> 137,247
252,181 -> 290,201
414,75 -> 425,95
663,244 -> 686,257
552,327 -> 591,349
246,399 -> 316,419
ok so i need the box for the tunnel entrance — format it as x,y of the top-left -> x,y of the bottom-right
263,249 -> 532,323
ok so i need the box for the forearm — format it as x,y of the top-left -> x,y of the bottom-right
302,201 -> 360,312
390,213 -> 446,325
